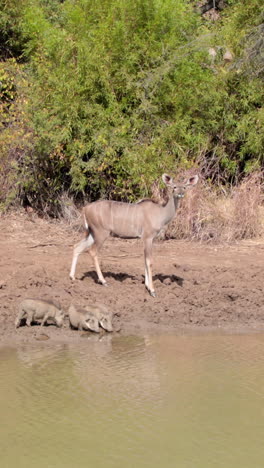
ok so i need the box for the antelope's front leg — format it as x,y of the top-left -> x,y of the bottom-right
144,238 -> 155,297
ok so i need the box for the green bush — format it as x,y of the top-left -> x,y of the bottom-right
0,0 -> 263,213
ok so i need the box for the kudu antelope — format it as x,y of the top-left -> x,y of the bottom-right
70,173 -> 198,297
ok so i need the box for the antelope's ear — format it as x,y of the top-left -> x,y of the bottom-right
185,175 -> 199,187
162,173 -> 173,186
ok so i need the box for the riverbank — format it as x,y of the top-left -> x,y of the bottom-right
1,213 -> 264,346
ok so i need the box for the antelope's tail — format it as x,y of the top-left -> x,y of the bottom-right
82,209 -> 89,233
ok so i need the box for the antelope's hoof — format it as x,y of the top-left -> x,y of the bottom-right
150,290 -> 156,297
69,275 -> 75,281
99,281 -> 108,287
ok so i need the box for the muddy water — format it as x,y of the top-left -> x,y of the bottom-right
1,333 -> 264,468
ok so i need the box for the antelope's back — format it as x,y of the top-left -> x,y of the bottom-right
85,200 -> 146,238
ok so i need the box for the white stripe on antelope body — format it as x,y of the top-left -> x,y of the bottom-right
69,173 -> 198,297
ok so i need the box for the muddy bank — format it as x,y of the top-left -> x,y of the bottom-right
1,214 -> 264,346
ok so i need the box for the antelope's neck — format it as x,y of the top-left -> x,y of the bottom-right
161,195 -> 181,226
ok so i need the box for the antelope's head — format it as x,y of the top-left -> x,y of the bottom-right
162,174 -> 199,199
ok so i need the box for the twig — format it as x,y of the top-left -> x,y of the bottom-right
28,243 -> 60,249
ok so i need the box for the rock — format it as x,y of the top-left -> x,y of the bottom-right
163,278 -> 171,286
35,333 -> 50,341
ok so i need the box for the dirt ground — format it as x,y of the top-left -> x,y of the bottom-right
1,212 -> 264,345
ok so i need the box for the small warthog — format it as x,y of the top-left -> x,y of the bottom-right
68,304 -> 100,332
15,298 -> 65,328
85,304 -> 113,332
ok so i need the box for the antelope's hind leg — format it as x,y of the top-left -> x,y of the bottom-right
69,232 -> 94,280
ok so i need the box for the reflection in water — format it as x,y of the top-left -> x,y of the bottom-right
1,333 -> 264,468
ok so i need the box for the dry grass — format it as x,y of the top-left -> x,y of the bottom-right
57,193 -> 83,232
160,171 -> 264,243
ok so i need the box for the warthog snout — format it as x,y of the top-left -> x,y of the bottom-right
86,317 -> 100,333
99,316 -> 113,332
55,313 -> 64,328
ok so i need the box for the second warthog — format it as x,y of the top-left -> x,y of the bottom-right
15,298 -> 65,328
84,304 -> 113,332
68,304 -> 100,332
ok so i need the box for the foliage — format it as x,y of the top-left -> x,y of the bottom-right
0,58 -> 33,208
0,0 -> 263,214
0,0 -> 27,59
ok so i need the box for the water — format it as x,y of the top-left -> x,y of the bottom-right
1,333 -> 264,468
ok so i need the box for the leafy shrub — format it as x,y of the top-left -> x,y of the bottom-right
0,0 -> 263,225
